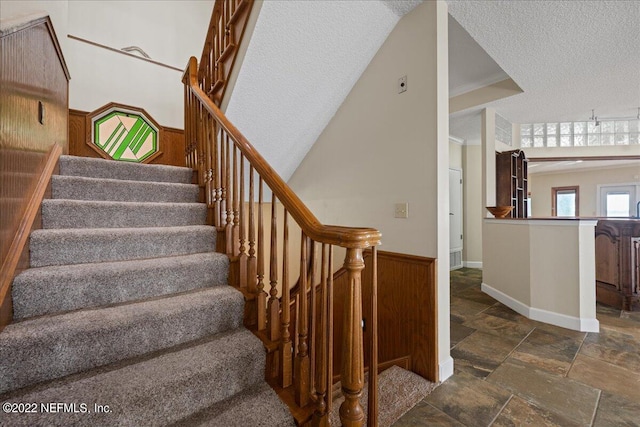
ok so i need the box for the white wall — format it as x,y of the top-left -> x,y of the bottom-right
449,139 -> 462,169
288,1 -> 452,380
0,1 -> 69,55
66,1 -> 212,128
529,164 -> 640,217
67,1 -> 212,70
483,218 -> 598,332
1,1 -> 213,129
462,145 -> 483,265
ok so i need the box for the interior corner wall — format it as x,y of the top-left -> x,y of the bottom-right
287,1 -> 451,379
462,145 -> 483,264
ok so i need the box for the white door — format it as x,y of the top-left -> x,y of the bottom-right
449,169 -> 463,268
599,185 -> 638,217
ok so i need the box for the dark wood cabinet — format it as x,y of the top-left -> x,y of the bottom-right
496,150 -> 528,218
596,219 -> 640,311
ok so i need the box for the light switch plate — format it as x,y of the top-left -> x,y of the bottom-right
395,203 -> 409,218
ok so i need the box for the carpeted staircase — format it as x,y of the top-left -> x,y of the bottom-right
0,155 -> 295,426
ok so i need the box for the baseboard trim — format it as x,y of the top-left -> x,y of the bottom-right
481,283 -> 530,317
529,307 -> 599,333
438,356 -> 454,382
481,282 -> 599,332
463,261 -> 483,269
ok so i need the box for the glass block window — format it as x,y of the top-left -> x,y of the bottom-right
92,109 -> 159,162
495,113 -> 513,146
520,119 -> 640,148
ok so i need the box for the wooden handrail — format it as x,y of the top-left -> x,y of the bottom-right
184,14 -> 380,421
184,56 -> 381,249
0,144 -> 62,331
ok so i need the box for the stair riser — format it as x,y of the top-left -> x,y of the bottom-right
29,226 -> 216,267
51,175 -> 199,203
12,253 -> 229,320
59,155 -> 193,184
0,329 -> 265,427
41,200 -> 207,229
0,288 -> 245,394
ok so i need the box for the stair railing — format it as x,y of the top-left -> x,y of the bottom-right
183,56 -> 381,426
198,0 -> 253,106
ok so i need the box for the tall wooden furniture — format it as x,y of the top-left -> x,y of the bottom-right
595,219 -> 640,311
496,149 -> 528,218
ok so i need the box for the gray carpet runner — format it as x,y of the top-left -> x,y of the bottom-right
0,155 -> 294,426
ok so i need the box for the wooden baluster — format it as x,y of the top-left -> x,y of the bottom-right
279,209 -> 292,388
309,241 -> 317,396
326,246 -> 334,416
195,105 -> 202,187
219,128 -> 226,228
211,116 -> 218,219
183,85 -> 189,167
208,29 -> 214,92
295,233 -> 310,407
257,177 -> 266,330
203,110 -> 212,209
238,154 -> 247,289
312,243 -> 329,426
223,0 -> 230,49
232,145 -> 240,256
217,15 -> 223,75
225,134 -> 233,255
368,246 -> 379,427
339,248 -> 365,427
247,166 -> 257,293
268,193 -> 280,341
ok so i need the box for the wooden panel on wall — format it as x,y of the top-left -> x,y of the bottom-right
0,15 -> 69,329
69,108 -> 185,167
332,250 -> 438,382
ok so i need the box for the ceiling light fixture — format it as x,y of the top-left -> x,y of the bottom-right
588,107 -> 640,126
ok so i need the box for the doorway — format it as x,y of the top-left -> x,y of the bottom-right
599,184 -> 639,217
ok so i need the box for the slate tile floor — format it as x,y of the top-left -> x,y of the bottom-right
393,268 -> 640,427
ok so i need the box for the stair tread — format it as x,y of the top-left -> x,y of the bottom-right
59,155 -> 193,184
12,252 -> 229,320
30,225 -> 216,267
1,328 -> 267,427
51,175 -> 199,203
173,382 -> 296,427
1,286 -> 245,394
42,199 -> 207,229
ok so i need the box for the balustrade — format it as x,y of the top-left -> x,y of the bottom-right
184,9 -> 381,420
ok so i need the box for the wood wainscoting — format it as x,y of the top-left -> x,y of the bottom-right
69,108 -> 185,167
0,15 -> 70,330
333,250 -> 438,382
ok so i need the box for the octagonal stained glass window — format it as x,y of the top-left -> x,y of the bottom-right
92,109 -> 159,162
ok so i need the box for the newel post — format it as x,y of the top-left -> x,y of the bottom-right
339,247 -> 365,427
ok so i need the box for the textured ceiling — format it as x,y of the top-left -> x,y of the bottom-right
449,0 -> 640,141
380,0 -> 422,17
225,1 -> 401,182
227,1 -> 639,177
